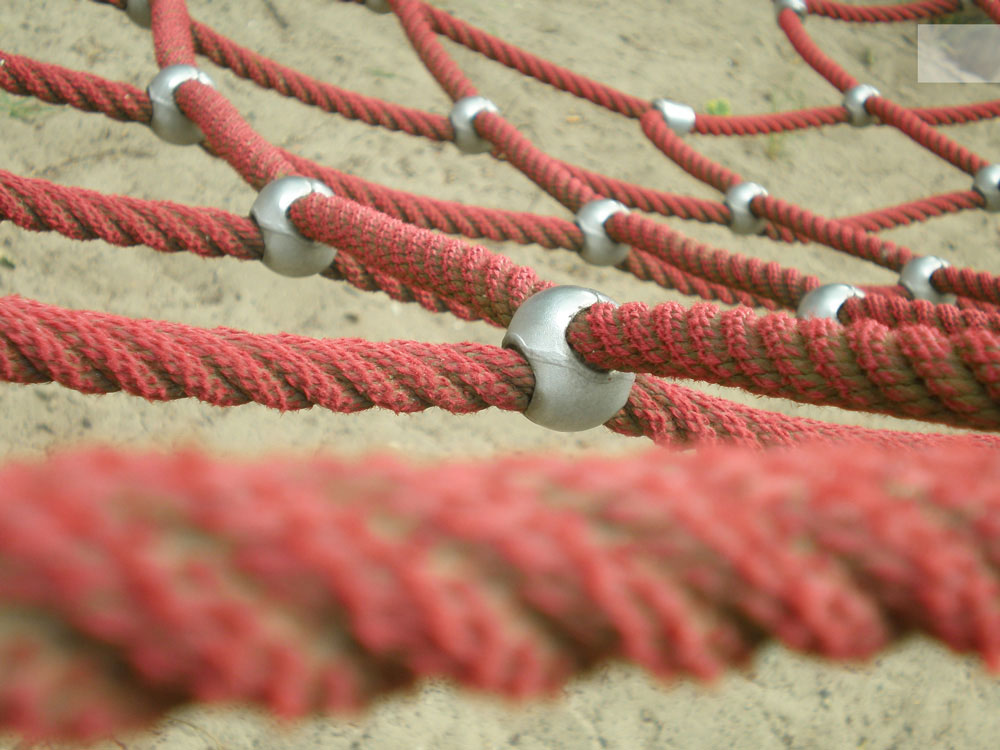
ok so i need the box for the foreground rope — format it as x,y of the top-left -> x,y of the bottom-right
3,442 -> 1000,741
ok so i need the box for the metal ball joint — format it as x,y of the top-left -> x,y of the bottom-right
125,0 -> 151,28
899,256 -> 956,305
796,283 -> 866,321
651,98 -> 696,136
147,65 -> 216,146
449,96 -> 501,155
843,84 -> 880,127
973,164 -> 1000,212
502,286 -> 636,432
773,0 -> 807,21
364,0 -> 392,13
251,177 -> 337,277
724,181 -> 769,235
575,199 -> 631,266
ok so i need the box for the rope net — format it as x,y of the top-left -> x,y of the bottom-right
0,0 -> 999,742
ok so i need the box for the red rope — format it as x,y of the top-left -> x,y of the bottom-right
2,2 -> 1000,742
0,48 -> 151,123
4,442 -> 1000,740
6,5 -> 998,310
808,0 -> 966,22
190,20 -> 454,141
6,293 -> 995,450
422,2 -> 650,117
566,300 -> 1000,431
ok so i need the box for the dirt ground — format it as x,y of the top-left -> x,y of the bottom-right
1,0 -> 1000,747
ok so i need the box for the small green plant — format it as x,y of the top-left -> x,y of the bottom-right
0,91 -> 46,122
761,86 -> 806,161
705,98 -> 731,116
764,132 -> 784,161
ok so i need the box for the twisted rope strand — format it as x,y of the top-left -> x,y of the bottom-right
4,443 -> 1000,740
7,293 -> 995,450
7,3 -> 993,314
567,300 -> 1000,430
0,295 -> 533,415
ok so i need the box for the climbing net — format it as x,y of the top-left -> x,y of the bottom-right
2,0 -> 1000,742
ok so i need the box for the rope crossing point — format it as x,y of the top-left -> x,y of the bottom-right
0,0 -> 999,741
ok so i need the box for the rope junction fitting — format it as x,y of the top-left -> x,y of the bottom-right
652,98 -> 696,135
975,163 -> 1000,211
0,0 -> 1000,741
843,84 -> 881,127
575,198 -> 631,266
251,176 -> 338,277
501,286 -> 635,431
147,64 -> 215,145
724,181 -> 769,235
796,283 -> 866,321
773,0 -> 808,21
449,95 -> 501,154
899,255 -> 956,305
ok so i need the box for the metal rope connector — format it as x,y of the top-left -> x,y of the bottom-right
725,181 -> 769,235
502,286 -> 635,431
843,84 -> 881,127
147,65 -> 216,146
973,164 -> 1000,212
125,0 -> 151,28
651,99 -> 696,136
251,176 -> 337,277
575,199 -> 631,266
797,283 -> 866,321
899,256 -> 956,305
773,0 -> 807,21
449,96 -> 501,154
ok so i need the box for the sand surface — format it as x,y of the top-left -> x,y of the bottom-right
1,0 -> 1000,747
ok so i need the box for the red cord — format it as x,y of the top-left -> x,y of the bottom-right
3,442 -> 1000,740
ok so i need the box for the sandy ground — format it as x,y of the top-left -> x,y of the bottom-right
1,0 -> 1000,747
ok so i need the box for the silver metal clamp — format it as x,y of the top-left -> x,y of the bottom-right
843,84 -> 880,127
797,283 -> 866,321
724,181 -> 769,235
449,96 -> 500,155
251,177 -> 337,277
899,256 -> 956,305
147,65 -> 216,146
973,164 -> 1000,212
575,199 -> 631,266
502,286 -> 636,432
651,99 -> 696,136
774,0 -> 807,21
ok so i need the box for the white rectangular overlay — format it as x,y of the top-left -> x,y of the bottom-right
917,24 -> 1000,83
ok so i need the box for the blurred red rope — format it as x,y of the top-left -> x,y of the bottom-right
4,442 -> 1000,741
